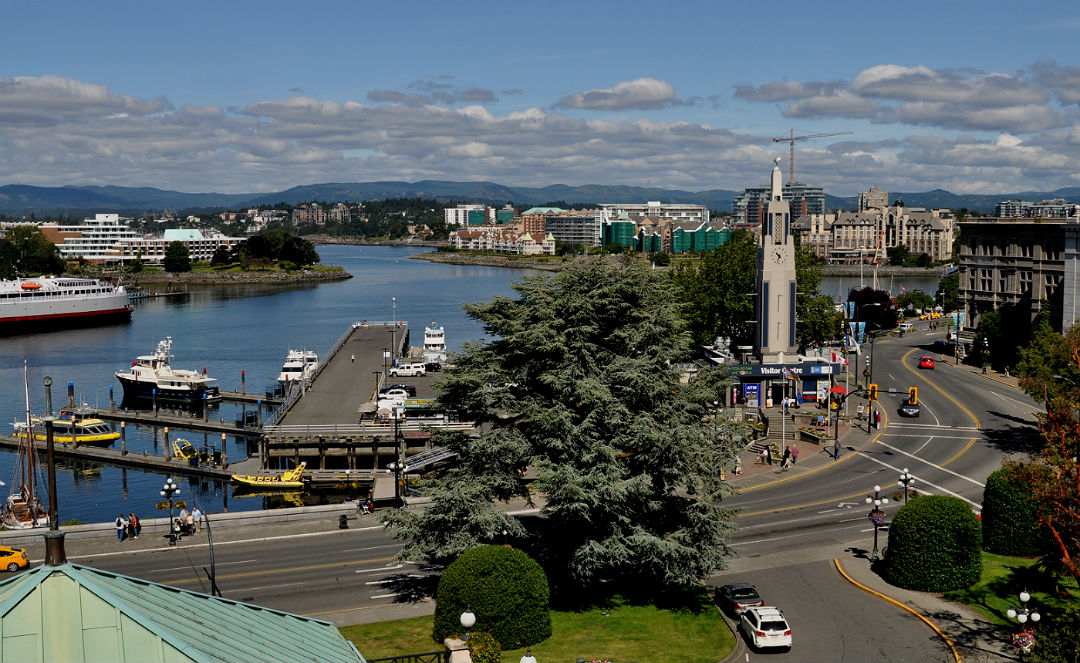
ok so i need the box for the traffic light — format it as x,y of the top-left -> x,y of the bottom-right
909,386 -> 918,405
868,384 -> 878,401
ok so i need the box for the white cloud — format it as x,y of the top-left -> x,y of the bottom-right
734,80 -> 843,102
852,64 -> 1047,107
554,78 -> 680,111
782,91 -> 890,119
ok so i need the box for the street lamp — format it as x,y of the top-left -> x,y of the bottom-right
1006,589 -> 1040,653
982,338 -> 990,374
391,296 -> 397,360
898,469 -> 916,503
460,608 -> 476,641
866,485 -> 886,562
160,477 -> 180,540
520,647 -> 537,663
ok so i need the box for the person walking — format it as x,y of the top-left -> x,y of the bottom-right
834,439 -> 841,461
116,514 -> 126,543
791,445 -> 799,465
130,513 -> 141,539
765,446 -> 773,466
781,447 -> 791,470
350,353 -> 355,363
734,455 -> 743,475
192,507 -> 202,533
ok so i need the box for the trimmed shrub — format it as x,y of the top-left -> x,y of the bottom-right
433,545 -> 552,649
466,632 -> 501,663
883,495 -> 982,591
982,462 -> 1051,556
1026,606 -> 1080,663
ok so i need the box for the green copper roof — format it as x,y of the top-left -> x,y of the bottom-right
0,563 -> 365,663
522,207 -> 565,215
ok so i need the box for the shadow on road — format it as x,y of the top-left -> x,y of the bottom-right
980,419 -> 1042,456
379,565 -> 441,604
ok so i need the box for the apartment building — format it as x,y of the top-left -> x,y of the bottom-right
448,226 -> 555,255
733,183 -> 824,225
793,204 -> 954,264
598,202 -> 709,226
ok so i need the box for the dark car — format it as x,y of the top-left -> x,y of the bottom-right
424,361 -> 441,372
380,384 -> 417,397
898,401 -> 920,417
717,583 -> 765,616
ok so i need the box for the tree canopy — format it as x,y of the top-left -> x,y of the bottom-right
244,230 -> 320,265
0,226 -> 66,278
162,241 -> 191,273
381,259 -> 742,592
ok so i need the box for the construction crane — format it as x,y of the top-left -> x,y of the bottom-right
772,129 -> 853,185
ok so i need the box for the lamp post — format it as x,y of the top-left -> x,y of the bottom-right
160,477 -> 180,538
898,469 -> 916,503
391,296 -> 397,360
866,485 -> 885,562
42,376 -> 59,530
460,608 -> 476,641
520,647 -> 537,663
1006,589 -> 1040,653
982,337 -> 990,374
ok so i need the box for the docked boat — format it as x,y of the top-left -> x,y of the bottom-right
0,276 -> 133,334
6,362 -> 49,529
115,337 -> 222,403
230,462 -> 307,490
422,320 -> 447,366
13,409 -> 119,447
277,349 -> 319,387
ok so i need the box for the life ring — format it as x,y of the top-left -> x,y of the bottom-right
21,282 -> 41,290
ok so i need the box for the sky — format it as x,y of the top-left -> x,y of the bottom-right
2,0 -> 1079,197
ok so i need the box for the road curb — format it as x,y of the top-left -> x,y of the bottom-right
832,558 -> 961,663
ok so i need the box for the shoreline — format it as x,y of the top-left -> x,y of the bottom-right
87,268 -> 354,286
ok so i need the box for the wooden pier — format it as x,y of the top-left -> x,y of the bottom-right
82,408 -> 263,437
0,434 -> 231,480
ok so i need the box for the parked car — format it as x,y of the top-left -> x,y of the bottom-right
380,388 -> 409,401
424,361 -> 442,372
740,606 -> 792,651
918,356 -> 935,369
899,322 -> 914,332
0,546 -> 28,572
717,583 -> 765,616
388,363 -> 426,378
898,400 -> 921,417
380,384 -> 417,397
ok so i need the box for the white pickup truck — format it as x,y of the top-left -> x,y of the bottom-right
388,362 -> 426,377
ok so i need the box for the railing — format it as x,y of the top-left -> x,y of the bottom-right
263,421 -> 475,438
367,651 -> 448,663
401,447 -> 456,472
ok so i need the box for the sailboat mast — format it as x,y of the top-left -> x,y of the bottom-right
22,361 -> 33,497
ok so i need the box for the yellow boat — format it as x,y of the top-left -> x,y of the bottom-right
13,414 -> 120,447
230,462 -> 307,490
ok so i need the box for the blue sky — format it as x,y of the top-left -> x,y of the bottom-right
2,0 -> 1079,196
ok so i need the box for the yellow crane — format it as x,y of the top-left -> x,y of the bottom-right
772,129 -> 853,185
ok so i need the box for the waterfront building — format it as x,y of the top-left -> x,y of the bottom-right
291,203 -> 327,225
444,204 -> 489,227
37,213 -> 244,265
995,198 -> 1080,218
957,217 -> 1076,331
530,209 -> 603,246
793,204 -> 954,264
448,226 -> 555,255
734,183 -> 825,226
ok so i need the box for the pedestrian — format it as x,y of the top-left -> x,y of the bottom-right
179,506 -> 188,524
791,445 -> 799,465
781,447 -> 791,470
186,510 -> 195,534
351,353 -> 355,363
875,410 -> 882,429
192,507 -> 202,533
131,513 -> 141,539
734,455 -> 743,475
1004,365 -> 1010,378
834,439 -> 841,461
759,448 -> 768,465
115,514 -> 126,542
765,446 -> 773,466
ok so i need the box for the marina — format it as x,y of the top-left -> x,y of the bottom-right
0,245 -> 536,522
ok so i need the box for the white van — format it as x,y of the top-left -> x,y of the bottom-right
389,362 -> 426,377
899,322 -> 914,332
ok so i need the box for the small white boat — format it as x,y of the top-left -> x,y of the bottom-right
422,320 -> 447,366
277,349 -> 319,386
115,337 -> 221,403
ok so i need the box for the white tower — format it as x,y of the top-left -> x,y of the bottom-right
754,156 -> 799,362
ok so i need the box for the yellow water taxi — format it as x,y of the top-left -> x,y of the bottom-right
13,415 -> 120,446
230,462 -> 307,490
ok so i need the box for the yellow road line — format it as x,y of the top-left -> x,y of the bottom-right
738,445 -> 861,493
833,558 -> 962,663
738,482 -> 899,517
164,554 -> 399,585
902,348 -> 982,430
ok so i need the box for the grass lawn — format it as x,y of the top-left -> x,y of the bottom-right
340,598 -> 734,663
945,552 -> 1079,626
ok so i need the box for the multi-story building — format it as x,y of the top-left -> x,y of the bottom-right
994,199 -> 1080,218
37,213 -> 244,265
793,204 -> 954,264
957,217 -> 1073,331
445,204 -> 516,227
291,204 -> 327,226
540,210 -> 603,246
733,183 -> 825,226
857,186 -> 888,212
598,202 -> 709,226
328,203 -> 351,224
448,226 -> 555,255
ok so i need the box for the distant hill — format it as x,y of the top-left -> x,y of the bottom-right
0,180 -> 1076,216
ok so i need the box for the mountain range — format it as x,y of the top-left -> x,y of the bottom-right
1,181 -> 1078,216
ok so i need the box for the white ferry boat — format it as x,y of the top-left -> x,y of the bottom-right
422,320 -> 447,366
277,349 -> 319,387
0,277 -> 132,333
114,337 -> 222,403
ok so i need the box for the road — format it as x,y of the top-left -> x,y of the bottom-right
713,323 -> 1041,661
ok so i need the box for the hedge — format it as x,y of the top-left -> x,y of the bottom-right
433,545 -> 552,649
882,494 -> 982,591
982,463 -> 1050,556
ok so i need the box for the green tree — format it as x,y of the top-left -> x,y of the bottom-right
1017,312 -> 1076,403
883,495 -> 982,591
895,290 -> 936,315
671,230 -> 757,348
1026,607 -> 1080,663
798,295 -> 845,348
163,241 -> 191,273
381,261 -> 741,592
982,462 -> 1050,556
887,244 -> 911,266
0,226 -> 66,277
210,247 -> 231,267
938,273 -> 960,311
432,545 -> 551,649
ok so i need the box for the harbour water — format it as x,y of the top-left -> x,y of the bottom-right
0,245 -> 538,524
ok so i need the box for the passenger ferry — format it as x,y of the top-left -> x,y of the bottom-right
422,320 -> 447,366
0,277 -> 132,334
115,337 -> 222,403
13,411 -> 120,447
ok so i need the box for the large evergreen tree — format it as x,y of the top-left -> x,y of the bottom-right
163,241 -> 191,272
0,226 -> 66,278
381,259 -> 742,591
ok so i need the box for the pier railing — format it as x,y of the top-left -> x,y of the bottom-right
263,421 -> 474,439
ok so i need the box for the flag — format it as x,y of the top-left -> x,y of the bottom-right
831,351 -> 849,366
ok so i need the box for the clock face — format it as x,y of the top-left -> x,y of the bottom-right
773,250 -> 783,264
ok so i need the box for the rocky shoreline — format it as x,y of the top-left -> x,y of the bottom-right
91,268 -> 353,286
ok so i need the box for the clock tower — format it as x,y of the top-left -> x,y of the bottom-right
754,156 -> 798,362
